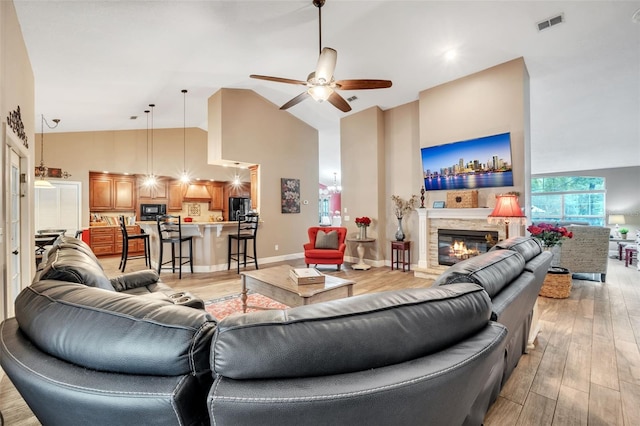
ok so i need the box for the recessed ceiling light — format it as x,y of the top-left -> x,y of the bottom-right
445,50 -> 457,61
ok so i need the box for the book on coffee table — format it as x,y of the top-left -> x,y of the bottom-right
289,268 -> 326,285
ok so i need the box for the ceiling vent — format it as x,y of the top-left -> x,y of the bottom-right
537,13 -> 564,31
347,96 -> 358,102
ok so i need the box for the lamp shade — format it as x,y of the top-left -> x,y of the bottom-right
488,194 -> 526,220
487,194 -> 526,239
608,214 -> 625,225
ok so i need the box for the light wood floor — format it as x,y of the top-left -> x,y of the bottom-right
1,256 -> 639,425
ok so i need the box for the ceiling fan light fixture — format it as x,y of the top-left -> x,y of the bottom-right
308,85 -> 334,102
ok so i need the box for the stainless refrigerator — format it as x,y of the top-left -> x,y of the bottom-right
229,197 -> 251,221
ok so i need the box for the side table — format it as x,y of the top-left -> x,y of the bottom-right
346,237 -> 376,270
391,240 -> 411,272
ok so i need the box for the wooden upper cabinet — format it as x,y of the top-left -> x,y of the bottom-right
113,176 -> 136,210
89,175 -> 114,211
207,182 -> 224,211
249,165 -> 258,210
138,177 -> 168,200
168,181 -> 185,211
90,173 -> 136,212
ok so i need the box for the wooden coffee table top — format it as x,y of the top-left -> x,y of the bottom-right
241,265 -> 354,297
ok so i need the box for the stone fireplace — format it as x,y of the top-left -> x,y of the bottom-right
437,229 -> 499,266
415,208 -> 521,279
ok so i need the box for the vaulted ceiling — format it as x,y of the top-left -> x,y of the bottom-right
14,1 -> 640,183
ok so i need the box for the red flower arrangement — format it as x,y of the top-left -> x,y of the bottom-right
527,223 -> 573,248
355,216 -> 371,228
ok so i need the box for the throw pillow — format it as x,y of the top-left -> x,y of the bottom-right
315,230 -> 339,249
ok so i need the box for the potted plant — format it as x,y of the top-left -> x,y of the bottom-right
355,216 -> 371,240
391,195 -> 418,241
619,228 -> 629,239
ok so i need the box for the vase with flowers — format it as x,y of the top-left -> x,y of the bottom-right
391,194 -> 419,241
355,216 -> 371,240
527,223 -> 574,266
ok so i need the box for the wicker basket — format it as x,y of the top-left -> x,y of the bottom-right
446,190 -> 479,208
539,267 -> 572,298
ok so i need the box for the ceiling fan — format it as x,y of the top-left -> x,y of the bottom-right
250,0 -> 392,112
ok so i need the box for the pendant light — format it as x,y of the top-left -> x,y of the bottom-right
144,104 -> 157,187
35,114 -> 61,188
233,162 -> 241,186
179,89 -> 190,183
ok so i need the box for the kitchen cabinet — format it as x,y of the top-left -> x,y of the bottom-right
138,177 -> 168,200
168,181 -> 185,211
249,165 -> 258,210
90,225 -> 144,256
114,176 -> 136,210
89,172 -> 135,212
207,182 -> 224,210
89,226 -> 116,256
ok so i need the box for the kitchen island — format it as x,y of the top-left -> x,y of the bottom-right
138,221 -> 255,273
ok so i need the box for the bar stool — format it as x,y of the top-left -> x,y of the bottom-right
228,213 -> 259,273
118,216 -> 150,272
156,214 -> 193,279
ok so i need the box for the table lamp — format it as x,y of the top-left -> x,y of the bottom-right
608,214 -> 625,238
488,194 -> 526,239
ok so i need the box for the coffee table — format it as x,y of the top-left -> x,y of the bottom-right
240,265 -> 355,312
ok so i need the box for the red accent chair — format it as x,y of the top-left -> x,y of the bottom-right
303,227 -> 347,270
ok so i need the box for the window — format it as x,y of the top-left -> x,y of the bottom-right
531,176 -> 605,225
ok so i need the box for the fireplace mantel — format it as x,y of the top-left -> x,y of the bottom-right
415,208 -> 521,279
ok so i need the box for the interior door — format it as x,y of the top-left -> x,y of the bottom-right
6,149 -> 22,318
35,181 -> 82,236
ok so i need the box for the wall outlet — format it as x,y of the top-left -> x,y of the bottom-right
275,244 -> 279,251
344,207 -> 348,213
344,215 -> 350,221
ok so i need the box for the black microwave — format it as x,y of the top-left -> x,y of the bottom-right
140,203 -> 166,220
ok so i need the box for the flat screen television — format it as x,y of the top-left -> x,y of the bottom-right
421,132 -> 513,191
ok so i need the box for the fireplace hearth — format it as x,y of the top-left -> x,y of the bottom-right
438,229 -> 499,266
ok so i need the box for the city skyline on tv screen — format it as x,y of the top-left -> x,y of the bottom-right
421,132 -> 514,191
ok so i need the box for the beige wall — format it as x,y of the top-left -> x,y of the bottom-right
418,57 -> 529,208
208,89 -> 319,260
342,58 -> 530,265
38,128 -> 250,227
383,101 -> 421,264
0,0 -> 35,322
341,106 -> 386,262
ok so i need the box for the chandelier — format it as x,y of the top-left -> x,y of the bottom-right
35,114 -> 61,188
320,172 -> 341,196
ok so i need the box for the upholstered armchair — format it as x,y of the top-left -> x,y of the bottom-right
303,227 -> 347,270
558,225 -> 611,282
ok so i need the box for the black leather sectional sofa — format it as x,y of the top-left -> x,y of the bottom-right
0,236 -> 551,425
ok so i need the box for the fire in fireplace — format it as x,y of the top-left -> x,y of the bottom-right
438,229 -> 499,266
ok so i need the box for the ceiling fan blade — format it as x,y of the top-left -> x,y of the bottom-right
250,74 -> 308,86
335,79 -> 393,90
315,47 -> 337,83
327,92 -> 351,112
280,91 -> 311,110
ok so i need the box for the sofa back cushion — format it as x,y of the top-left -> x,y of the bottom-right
490,236 -> 542,262
37,245 -> 114,291
315,229 -> 339,249
307,227 -> 347,249
15,280 -> 216,378
432,250 -> 526,298
212,283 -> 491,379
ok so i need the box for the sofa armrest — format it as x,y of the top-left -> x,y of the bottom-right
303,242 -> 314,250
338,243 -> 346,253
110,270 -> 160,292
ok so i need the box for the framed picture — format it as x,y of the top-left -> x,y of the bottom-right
433,201 -> 445,208
281,178 -> 300,214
